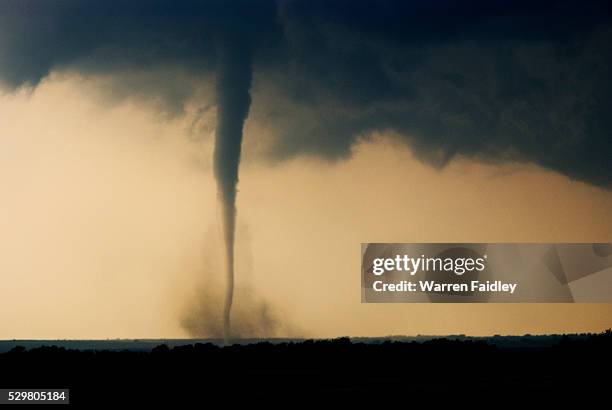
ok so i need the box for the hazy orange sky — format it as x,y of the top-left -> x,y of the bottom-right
0,73 -> 611,339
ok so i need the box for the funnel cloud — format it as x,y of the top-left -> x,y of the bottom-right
213,35 -> 253,342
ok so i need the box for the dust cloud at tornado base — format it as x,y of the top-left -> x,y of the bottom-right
180,224 -> 301,340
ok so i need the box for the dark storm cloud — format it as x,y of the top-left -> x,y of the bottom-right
1,0 -> 611,187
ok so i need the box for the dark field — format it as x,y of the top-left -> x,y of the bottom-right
1,331 -> 610,405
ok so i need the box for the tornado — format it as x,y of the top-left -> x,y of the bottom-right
213,36 -> 252,344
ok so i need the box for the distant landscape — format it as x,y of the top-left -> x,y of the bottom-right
0,332 -> 598,353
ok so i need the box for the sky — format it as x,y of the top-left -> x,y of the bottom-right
0,1 -> 611,338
